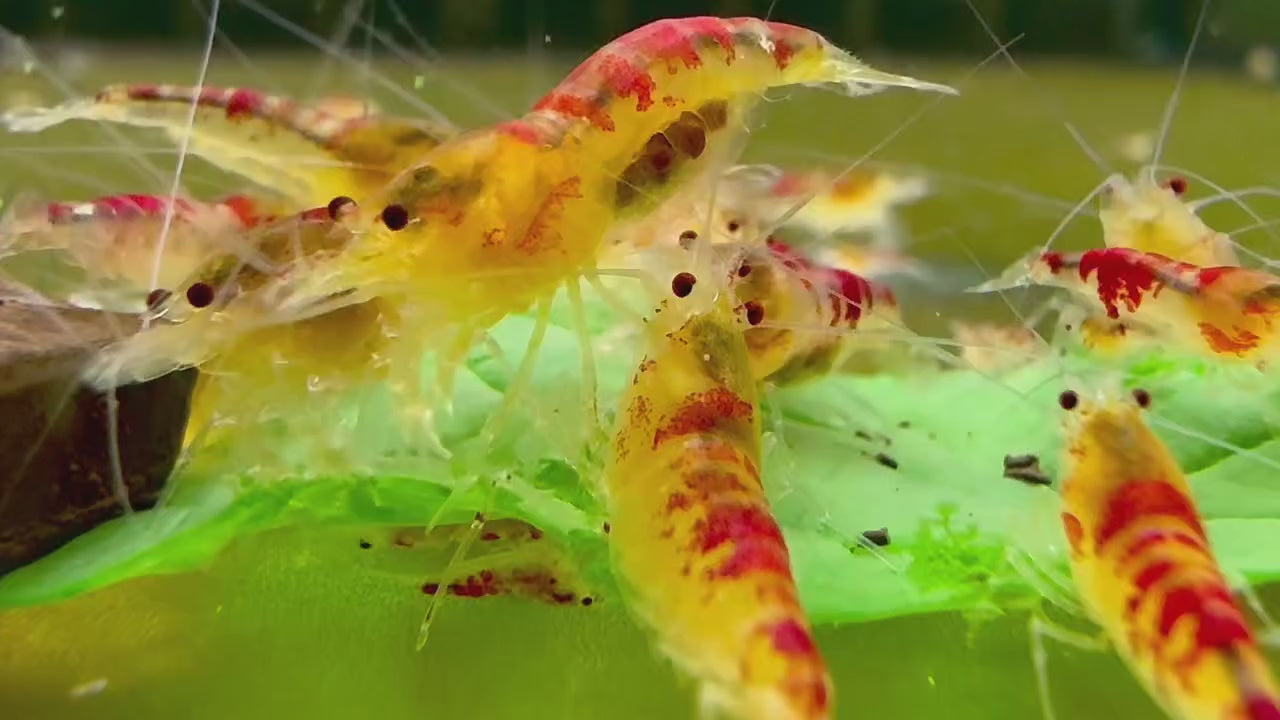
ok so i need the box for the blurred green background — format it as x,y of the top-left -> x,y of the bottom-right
2,1 -> 1280,719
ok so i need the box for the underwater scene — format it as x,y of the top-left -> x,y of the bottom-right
2,1 -> 1280,718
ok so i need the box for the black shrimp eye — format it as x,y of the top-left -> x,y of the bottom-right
1164,176 -> 1189,196
1132,388 -> 1152,409
736,263 -> 752,278
671,272 -> 696,298
1058,390 -> 1079,411
679,229 -> 698,242
744,300 -> 764,326
185,281 -> 215,309
726,219 -> 741,233
146,288 -> 171,310
327,195 -> 356,220
380,203 -> 410,230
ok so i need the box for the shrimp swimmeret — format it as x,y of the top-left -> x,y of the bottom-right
54,17 -> 954,397
1052,385 -> 1280,720
605,287 -> 830,720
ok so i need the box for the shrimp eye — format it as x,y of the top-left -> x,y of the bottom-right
185,282 -> 215,309
380,203 -> 410,231
1163,176 -> 1189,196
736,263 -> 752,278
146,288 -> 171,311
744,300 -> 765,326
327,195 -> 356,220
1132,388 -> 1152,408
671,272 -> 697,298
1058,390 -> 1079,411
679,229 -> 698,242
726,219 -> 741,233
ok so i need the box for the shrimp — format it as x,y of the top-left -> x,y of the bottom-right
972,248 -> 1280,362
72,18 -> 954,403
1053,384 -> 1280,720
1099,174 -> 1239,267
1,85 -> 456,206
0,192 -> 265,312
730,238 -> 903,383
604,287 -> 830,720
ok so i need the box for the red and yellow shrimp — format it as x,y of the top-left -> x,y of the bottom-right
605,287 -> 830,720
974,247 -> 1280,362
28,18 -> 953,403
1054,385 -> 1280,720
0,192 -> 266,312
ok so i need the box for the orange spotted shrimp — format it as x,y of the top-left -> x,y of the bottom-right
604,284 -> 830,720
1047,384 -> 1280,720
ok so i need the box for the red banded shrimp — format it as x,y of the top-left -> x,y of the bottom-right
1039,384 -> 1280,720
54,18 -> 955,430
604,286 -> 830,720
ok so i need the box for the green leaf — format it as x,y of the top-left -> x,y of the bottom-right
4,292 -> 1279,626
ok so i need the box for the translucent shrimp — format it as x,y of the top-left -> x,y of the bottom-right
972,247 -> 1280,362
1,85 -> 456,206
604,289 -> 830,720
606,162 -> 931,278
729,239 -> 904,384
1052,385 -> 1280,720
1099,174 -> 1239,268
73,18 -> 955,403
0,192 -> 264,312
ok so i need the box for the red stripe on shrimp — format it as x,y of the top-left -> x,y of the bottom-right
1094,479 -> 1207,551
651,387 -> 755,450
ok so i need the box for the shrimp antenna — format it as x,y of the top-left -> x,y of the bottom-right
763,35 -> 1016,236
962,0 -> 1111,176
237,0 -> 454,129
1148,0 -> 1214,184
301,0 -> 366,99
146,0 -> 220,331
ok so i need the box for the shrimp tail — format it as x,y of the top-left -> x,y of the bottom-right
606,296 -> 831,720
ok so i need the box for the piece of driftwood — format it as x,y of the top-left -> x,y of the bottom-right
0,300 -> 196,576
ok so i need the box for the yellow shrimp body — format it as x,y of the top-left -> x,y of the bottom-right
1100,174 -> 1238,267
76,18 -> 953,392
605,295 -> 830,720
1058,390 -> 1280,720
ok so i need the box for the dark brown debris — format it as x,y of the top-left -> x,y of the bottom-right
861,527 -> 890,547
1003,453 -> 1052,486
0,301 -> 197,576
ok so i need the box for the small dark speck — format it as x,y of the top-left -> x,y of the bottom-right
1003,453 -> 1052,486
874,453 -> 899,470
581,596 -> 594,607
855,429 -> 873,441
897,420 -> 911,429
602,522 -> 611,534
862,527 -> 890,547
358,539 -> 372,549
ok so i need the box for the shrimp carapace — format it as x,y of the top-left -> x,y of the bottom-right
1056,387 -> 1280,720
605,294 -> 831,720
0,84 -> 457,205
973,247 -> 1280,362
1100,173 -> 1239,267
